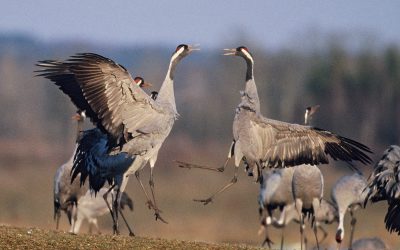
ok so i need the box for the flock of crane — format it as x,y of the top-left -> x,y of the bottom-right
35,44 -> 399,249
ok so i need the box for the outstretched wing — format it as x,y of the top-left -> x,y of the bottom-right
252,116 -> 372,168
36,53 -> 157,142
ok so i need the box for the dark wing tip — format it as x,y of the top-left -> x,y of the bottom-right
319,128 -> 373,166
385,202 -> 400,234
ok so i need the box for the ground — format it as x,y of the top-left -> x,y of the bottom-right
0,225 -> 262,250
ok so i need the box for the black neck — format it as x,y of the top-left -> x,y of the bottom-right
245,57 -> 254,81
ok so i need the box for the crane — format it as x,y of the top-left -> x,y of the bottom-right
331,173 -> 368,249
177,46 -> 372,205
38,44 -> 197,234
54,110 -> 88,229
54,77 -> 149,235
365,145 -> 400,234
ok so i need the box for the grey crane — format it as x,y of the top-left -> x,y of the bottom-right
263,199 -> 338,249
37,45 -> 197,234
351,237 -> 388,250
331,173 -> 368,250
291,105 -> 324,250
70,188 -> 133,234
53,77 -> 149,235
365,145 -> 400,234
258,165 -> 295,248
259,105 -> 334,250
292,163 -> 324,250
177,46 -> 372,205
54,110 -> 88,229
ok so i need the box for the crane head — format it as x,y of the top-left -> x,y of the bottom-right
304,104 -> 320,125
223,46 -> 254,62
150,91 -> 158,100
133,76 -> 152,88
173,44 -> 200,59
336,228 -> 344,243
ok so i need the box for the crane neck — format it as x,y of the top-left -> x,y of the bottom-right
157,54 -> 183,114
241,57 -> 260,113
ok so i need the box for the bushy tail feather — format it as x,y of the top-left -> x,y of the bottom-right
71,128 -> 134,193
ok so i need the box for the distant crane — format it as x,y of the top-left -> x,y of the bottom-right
54,110 -> 88,229
292,163 -> 323,250
365,145 -> 400,234
258,105 -> 331,250
258,167 -> 295,248
331,173 -> 368,250
291,105 -> 324,250
263,199 -> 338,249
70,188 -> 133,235
38,46 -> 197,234
177,46 -> 372,205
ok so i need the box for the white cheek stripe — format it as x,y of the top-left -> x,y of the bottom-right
171,47 -> 185,62
242,49 -> 254,63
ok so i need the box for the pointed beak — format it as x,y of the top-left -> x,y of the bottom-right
188,44 -> 200,52
223,48 -> 236,56
141,81 -> 152,88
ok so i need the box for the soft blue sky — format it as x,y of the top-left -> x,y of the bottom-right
0,0 -> 399,49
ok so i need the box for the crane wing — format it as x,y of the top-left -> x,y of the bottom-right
36,53 -> 158,142
252,116 -> 372,168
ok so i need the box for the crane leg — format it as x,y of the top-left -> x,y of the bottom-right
55,212 -> 61,230
313,217 -> 320,250
193,164 -> 239,205
280,223 -> 285,250
118,207 -> 135,236
149,167 -> 168,224
112,188 -> 121,235
258,215 -> 274,248
295,199 -> 304,250
135,171 -> 167,224
103,184 -> 118,233
348,210 -> 357,250
175,141 -> 235,172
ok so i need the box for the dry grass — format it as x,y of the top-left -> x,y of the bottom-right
0,225 -> 261,250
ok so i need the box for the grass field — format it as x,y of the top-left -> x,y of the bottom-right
0,225 -> 262,250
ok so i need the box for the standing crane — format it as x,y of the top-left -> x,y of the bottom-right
54,110 -> 88,229
292,163 -> 323,250
258,105 -> 334,250
54,77 -> 149,235
38,44 -> 197,234
263,199 -> 338,249
291,105 -> 324,250
258,164 -> 295,248
365,145 -> 400,234
331,173 -> 368,249
177,46 -> 372,205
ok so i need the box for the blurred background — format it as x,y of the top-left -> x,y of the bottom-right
0,0 -> 399,248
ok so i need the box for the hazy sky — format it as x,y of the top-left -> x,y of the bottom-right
0,0 -> 399,49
